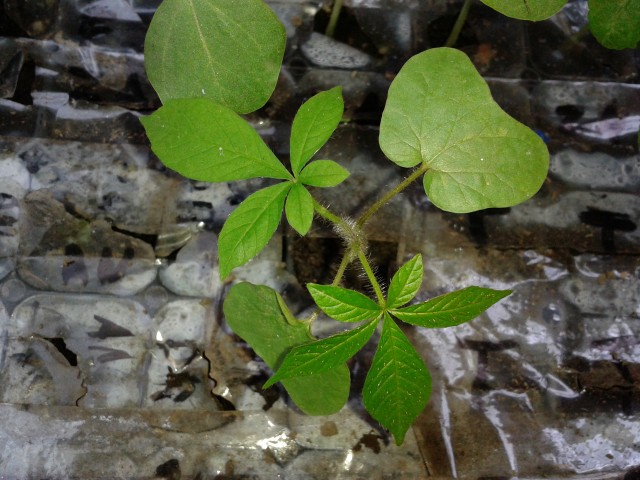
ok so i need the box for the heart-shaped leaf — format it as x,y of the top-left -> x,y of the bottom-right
219,182 -> 291,279
363,314 -> 432,445
480,0 -> 567,21
588,0 -> 640,50
144,0 -> 285,113
379,48 -> 549,213
224,282 -> 349,415
141,98 -> 292,182
264,319 -> 378,388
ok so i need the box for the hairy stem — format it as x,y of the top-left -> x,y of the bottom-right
309,163 -> 427,314
312,197 -> 344,225
331,250 -> 353,287
445,0 -> 472,48
358,250 -> 385,306
325,0 -> 344,38
312,198 -> 357,288
356,163 -> 429,228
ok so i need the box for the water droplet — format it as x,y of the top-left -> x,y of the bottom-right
201,88 -> 206,95
542,303 -> 562,322
218,147 -> 224,156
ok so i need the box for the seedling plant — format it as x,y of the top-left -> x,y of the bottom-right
142,0 -> 552,444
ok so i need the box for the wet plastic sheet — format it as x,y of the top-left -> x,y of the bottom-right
1,0 -> 640,478
0,404 -> 429,478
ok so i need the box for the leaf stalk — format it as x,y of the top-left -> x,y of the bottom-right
305,164 -> 429,316
312,197 -> 344,225
309,164 -> 429,309
325,0 -> 344,38
357,250 -> 385,306
332,249 -> 353,287
356,163 -> 430,228
445,0 -> 473,48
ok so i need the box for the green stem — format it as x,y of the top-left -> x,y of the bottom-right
357,250 -> 385,306
325,0 -> 344,38
444,0 -> 472,48
312,198 -> 356,288
331,250 -> 352,287
310,161 -> 427,311
312,197 -> 344,225
356,163 -> 429,228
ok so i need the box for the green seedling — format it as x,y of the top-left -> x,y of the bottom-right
142,0 -> 550,444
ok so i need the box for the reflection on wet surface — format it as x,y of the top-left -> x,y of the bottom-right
0,0 -> 639,477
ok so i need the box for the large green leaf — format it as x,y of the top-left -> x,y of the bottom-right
299,160 -> 350,187
386,254 -> 423,310
480,0 -> 567,21
308,284 -> 382,322
290,87 -> 344,176
379,48 -> 549,213
141,98 -> 292,182
363,314 -> 432,445
588,0 -> 640,49
144,0 -> 285,113
391,286 -> 511,328
285,183 -> 314,236
264,319 -> 378,388
219,182 -> 291,278
224,283 -> 350,415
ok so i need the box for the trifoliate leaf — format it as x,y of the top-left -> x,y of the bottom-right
264,319 -> 378,388
308,284 -> 382,322
386,254 -> 423,309
379,48 -> 549,213
363,314 -> 432,445
290,87 -> 344,176
145,0 -> 285,113
141,98 -> 292,182
219,182 -> 291,279
588,0 -> 640,50
299,160 -> 350,187
223,282 -> 349,415
479,0 -> 567,21
391,286 -> 511,328
285,184 -> 314,236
